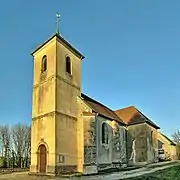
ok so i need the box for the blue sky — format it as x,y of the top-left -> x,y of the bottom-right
0,0 -> 180,138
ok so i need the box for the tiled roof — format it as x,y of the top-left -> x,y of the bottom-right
81,93 -> 125,125
83,112 -> 96,116
115,106 -> 160,129
159,132 -> 176,146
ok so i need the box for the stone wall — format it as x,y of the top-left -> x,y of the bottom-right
146,124 -> 158,163
127,123 -> 158,165
158,132 -> 177,160
83,114 -> 127,173
96,117 -> 126,170
0,168 -> 28,174
83,115 -> 97,174
112,121 -> 127,165
96,116 -> 112,167
84,116 -> 97,165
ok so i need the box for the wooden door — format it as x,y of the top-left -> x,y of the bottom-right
38,144 -> 47,173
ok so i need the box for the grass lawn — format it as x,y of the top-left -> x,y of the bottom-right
125,165 -> 180,180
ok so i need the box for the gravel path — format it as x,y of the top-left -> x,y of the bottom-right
0,161 -> 179,180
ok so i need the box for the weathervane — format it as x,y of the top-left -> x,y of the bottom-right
56,13 -> 61,34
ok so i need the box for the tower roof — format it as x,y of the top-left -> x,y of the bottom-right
31,33 -> 85,59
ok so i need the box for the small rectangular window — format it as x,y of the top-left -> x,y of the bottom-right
58,155 -> 65,163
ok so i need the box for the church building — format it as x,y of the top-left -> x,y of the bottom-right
30,28 -> 160,175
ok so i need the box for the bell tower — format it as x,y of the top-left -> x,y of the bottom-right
30,16 -> 84,175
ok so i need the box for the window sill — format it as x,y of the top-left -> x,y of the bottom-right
41,71 -> 47,75
40,71 -> 47,82
66,72 -> 73,78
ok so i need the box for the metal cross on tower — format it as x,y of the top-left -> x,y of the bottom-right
56,13 -> 61,34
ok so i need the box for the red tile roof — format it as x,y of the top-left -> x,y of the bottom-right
115,106 -> 160,129
83,112 -> 96,116
81,93 -> 125,125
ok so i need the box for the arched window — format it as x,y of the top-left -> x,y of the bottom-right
102,123 -> 108,144
66,56 -> 71,74
41,55 -> 47,73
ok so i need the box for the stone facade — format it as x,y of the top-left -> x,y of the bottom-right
82,114 -> 127,174
112,121 -> 127,165
96,117 -> 126,171
127,123 -> 158,165
30,32 -> 162,176
77,96 -> 127,174
84,117 -> 96,165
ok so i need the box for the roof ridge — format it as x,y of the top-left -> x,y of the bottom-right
115,106 -> 160,129
31,33 -> 85,59
115,105 -> 136,112
159,132 -> 176,145
81,93 -> 125,125
81,93 -> 113,112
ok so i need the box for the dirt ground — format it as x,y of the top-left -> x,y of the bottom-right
0,172 -> 58,180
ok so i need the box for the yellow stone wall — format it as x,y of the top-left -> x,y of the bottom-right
127,123 -> 158,165
146,124 -> 158,149
56,41 -> 81,89
146,124 -> 158,163
158,132 -> 177,160
32,38 -> 56,88
31,114 -> 56,171
170,145 -> 177,160
55,114 -> 78,165
31,37 -> 57,173
55,38 -> 82,170
76,97 -> 92,172
30,35 -> 83,174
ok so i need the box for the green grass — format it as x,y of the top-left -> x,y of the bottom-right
125,165 -> 180,180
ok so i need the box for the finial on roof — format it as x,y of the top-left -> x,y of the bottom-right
56,13 -> 61,34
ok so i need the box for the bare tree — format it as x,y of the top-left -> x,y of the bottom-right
11,123 -> 31,168
25,126 -> 31,167
172,130 -> 180,159
172,130 -> 180,144
0,125 -> 11,168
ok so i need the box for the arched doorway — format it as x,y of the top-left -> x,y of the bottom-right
38,144 -> 47,173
